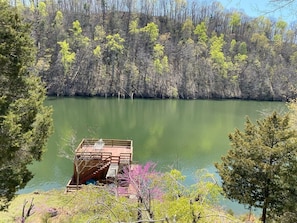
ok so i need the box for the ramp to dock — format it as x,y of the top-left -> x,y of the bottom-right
106,163 -> 119,178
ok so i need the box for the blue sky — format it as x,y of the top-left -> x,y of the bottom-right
218,0 -> 296,23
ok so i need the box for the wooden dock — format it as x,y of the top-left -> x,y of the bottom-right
66,138 -> 133,192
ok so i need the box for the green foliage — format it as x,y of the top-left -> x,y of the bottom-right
93,25 -> 105,60
194,21 -> 208,43
175,0 -> 187,9
287,98 -> 297,129
106,33 -> 125,54
233,42 -> 248,64
168,86 -> 179,98
209,34 -> 228,76
153,44 -> 169,74
155,169 -> 232,222
192,169 -> 222,204
153,43 -> 164,58
141,22 -> 159,42
68,186 -> 137,222
54,10 -> 63,27
71,20 -> 90,48
273,33 -> 283,51
275,19 -> 287,35
162,56 -> 169,73
29,0 -> 35,12
93,45 -> 101,58
153,58 -> 163,74
80,36 -> 90,47
234,53 -> 248,62
238,42 -> 248,55
229,12 -> 241,32
0,1 -> 53,210
285,29 -> 294,43
215,111 -> 297,222
290,51 -> 297,64
182,19 -> 194,40
72,20 -> 82,37
251,33 -> 269,52
57,40 -> 76,74
229,39 -> 236,54
129,19 -> 140,35
94,25 -> 106,42
37,1 -> 47,17
163,169 -> 186,200
155,197 -> 202,222
14,0 -> 25,10
209,34 -> 225,64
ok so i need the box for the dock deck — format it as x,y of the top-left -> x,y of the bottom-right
76,139 -> 132,163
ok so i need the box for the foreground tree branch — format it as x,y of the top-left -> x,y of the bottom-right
216,111 -> 297,222
0,1 -> 53,210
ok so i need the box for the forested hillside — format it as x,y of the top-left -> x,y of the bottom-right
16,0 -> 297,100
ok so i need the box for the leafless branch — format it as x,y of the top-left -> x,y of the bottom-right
21,198 -> 34,223
260,0 -> 296,15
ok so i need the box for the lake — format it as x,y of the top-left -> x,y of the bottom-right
19,98 -> 285,214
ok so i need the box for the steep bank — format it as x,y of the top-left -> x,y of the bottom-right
16,0 -> 297,100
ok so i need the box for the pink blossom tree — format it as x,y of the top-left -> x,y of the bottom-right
118,162 -> 163,221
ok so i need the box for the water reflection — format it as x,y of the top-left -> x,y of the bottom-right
19,98 -> 284,214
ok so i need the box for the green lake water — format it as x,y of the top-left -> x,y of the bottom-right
19,98 -> 285,214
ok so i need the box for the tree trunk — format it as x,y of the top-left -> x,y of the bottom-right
262,176 -> 271,223
262,206 -> 267,223
137,197 -> 142,221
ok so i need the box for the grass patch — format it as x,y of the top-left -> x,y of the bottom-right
0,189 -> 84,223
0,186 -> 258,223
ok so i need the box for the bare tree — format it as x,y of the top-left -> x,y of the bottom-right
59,133 -> 108,189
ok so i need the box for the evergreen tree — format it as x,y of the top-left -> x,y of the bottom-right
0,1 -> 53,210
215,112 -> 297,222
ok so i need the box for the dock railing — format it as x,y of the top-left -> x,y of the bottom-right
119,153 -> 132,164
75,151 -> 112,160
77,138 -> 133,150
